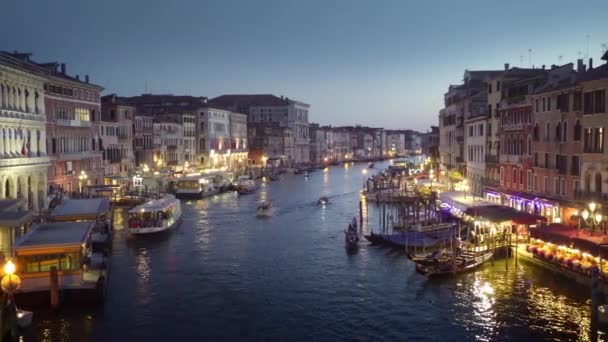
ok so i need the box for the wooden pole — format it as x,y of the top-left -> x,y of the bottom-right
359,200 -> 363,232
50,266 -> 59,309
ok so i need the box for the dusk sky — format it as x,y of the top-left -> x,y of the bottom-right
2,0 -> 607,131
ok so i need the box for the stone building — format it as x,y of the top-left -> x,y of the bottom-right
101,94 -> 134,176
0,52 -> 49,210
210,94 -> 310,164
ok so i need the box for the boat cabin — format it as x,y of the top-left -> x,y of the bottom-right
13,221 -> 104,293
50,198 -> 111,223
0,199 -> 33,263
128,196 -> 180,229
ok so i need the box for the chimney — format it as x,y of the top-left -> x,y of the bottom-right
75,75 -> 80,80
504,63 -> 509,70
85,75 -> 89,83
589,58 -> 593,70
577,59 -> 586,73
542,64 -> 545,70
60,63 -> 66,74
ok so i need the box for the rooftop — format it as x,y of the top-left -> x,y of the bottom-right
15,221 -> 93,249
50,198 -> 110,220
209,94 -> 304,109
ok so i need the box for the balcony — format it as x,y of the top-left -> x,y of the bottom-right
56,119 -> 92,128
0,155 -> 50,167
0,108 -> 46,123
485,155 -> 499,164
573,190 -> 608,202
54,151 -> 102,160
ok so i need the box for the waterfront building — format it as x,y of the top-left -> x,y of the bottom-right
579,55 -> 608,201
98,119 -> 121,177
248,123 -> 294,167
100,94 -> 134,176
154,119 -> 184,168
0,52 -> 50,210
183,113 -> 196,165
228,111 -> 248,171
133,115 -> 154,168
420,126 -> 439,161
331,127 -> 351,161
464,91 -> 488,197
39,63 -> 103,194
210,94 -> 310,164
386,130 -> 406,156
309,123 -> 330,164
530,63 -> 580,224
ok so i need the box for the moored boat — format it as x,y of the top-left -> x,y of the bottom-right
175,175 -> 221,199
128,195 -> 182,234
415,249 -> 493,276
236,175 -> 256,195
17,309 -> 33,328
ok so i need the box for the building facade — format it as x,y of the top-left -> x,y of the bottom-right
100,94 -> 134,176
0,52 -> 50,210
133,115 -> 154,168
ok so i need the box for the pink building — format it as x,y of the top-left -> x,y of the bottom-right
42,64 -> 104,194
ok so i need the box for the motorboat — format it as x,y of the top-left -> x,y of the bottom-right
128,195 -> 182,234
317,196 -> 329,205
236,175 -> 256,195
256,202 -> 275,217
17,309 -> 33,328
175,175 -> 223,199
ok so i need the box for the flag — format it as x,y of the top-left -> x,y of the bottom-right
21,139 -> 28,156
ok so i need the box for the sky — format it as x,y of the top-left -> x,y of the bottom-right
1,0 -> 607,131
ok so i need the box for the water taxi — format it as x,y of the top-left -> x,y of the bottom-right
175,175 -> 222,199
128,195 -> 182,234
256,202 -> 275,217
236,175 -> 256,195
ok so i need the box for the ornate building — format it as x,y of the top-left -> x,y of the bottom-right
0,52 -> 50,210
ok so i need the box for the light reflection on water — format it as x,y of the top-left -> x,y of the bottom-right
23,161 -> 608,341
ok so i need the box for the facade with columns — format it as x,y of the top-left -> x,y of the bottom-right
0,52 -> 50,211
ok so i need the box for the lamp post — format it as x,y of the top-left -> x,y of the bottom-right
1,259 -> 20,337
78,170 -> 88,196
582,201 -> 604,234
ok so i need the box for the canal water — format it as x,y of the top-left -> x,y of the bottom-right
24,161 -> 605,341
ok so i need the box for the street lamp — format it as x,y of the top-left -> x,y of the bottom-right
581,201 -> 603,233
78,170 -> 88,195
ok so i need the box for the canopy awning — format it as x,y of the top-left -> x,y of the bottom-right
531,223 -> 608,258
465,205 -> 547,224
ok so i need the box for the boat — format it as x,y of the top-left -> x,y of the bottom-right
344,224 -> 359,249
317,196 -> 329,205
127,195 -> 182,234
256,202 -> 275,217
175,175 -> 222,199
293,168 -> 303,175
407,250 -> 452,266
363,230 -> 453,248
17,309 -> 33,328
368,162 -> 375,168
268,173 -> 280,181
236,175 -> 256,195
415,249 -> 493,276
599,305 -> 608,325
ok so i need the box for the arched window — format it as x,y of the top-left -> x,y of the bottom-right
528,136 -> 532,155
574,120 -> 581,141
563,121 -> 568,142
545,122 -> 551,141
596,172 -> 603,194
585,172 -> 591,191
533,124 -> 539,141
507,136 -> 511,154
556,122 -> 561,141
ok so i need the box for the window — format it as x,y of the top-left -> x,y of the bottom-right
596,90 -> 606,113
534,152 -> 538,167
545,122 -> 550,141
555,122 -> 561,141
573,91 -> 582,111
533,124 -> 539,141
497,81 -> 501,91
535,99 -> 539,112
547,96 -> 551,111
571,155 -> 580,176
533,175 -> 538,191
542,98 -> 546,112
544,153 -> 549,168
488,83 -> 492,93
584,91 -> 594,114
574,120 -> 582,141
488,123 -> 492,136
527,170 -> 532,190
500,167 -> 504,184
479,124 -> 484,136
557,93 -> 570,112
520,169 -> 524,185
544,176 -> 548,193
469,126 -> 473,137
563,122 -> 567,141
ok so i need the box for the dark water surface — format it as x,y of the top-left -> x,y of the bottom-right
24,162 -> 604,341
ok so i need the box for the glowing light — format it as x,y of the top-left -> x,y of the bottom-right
589,202 -> 597,212
3,260 -> 15,275
596,213 -> 603,224
582,209 -> 590,221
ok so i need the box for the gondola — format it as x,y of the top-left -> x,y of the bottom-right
415,250 -> 493,277
345,224 -> 359,249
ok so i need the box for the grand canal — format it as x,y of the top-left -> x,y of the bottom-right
24,161 -> 605,341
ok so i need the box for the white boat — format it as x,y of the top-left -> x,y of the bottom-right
175,175 -> 221,199
127,195 -> 182,234
256,202 -> 275,217
17,309 -> 33,328
236,175 -> 256,195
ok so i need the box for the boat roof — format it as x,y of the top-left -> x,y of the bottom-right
50,198 -> 110,220
129,195 -> 178,213
15,221 -> 94,250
